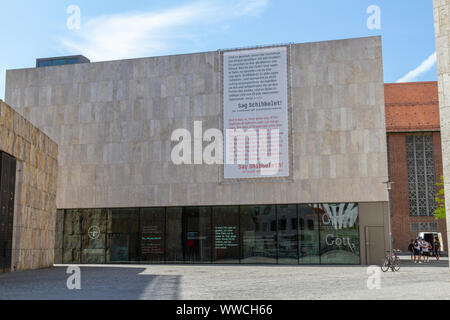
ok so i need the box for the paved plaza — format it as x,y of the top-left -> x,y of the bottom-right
0,259 -> 448,300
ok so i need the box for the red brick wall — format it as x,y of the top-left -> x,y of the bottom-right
388,132 -> 448,252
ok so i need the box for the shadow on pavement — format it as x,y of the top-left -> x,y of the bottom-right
0,267 -> 181,300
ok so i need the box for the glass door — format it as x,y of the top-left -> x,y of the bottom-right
298,204 -> 320,264
107,209 -> 139,263
183,207 -> 212,263
240,205 -> 277,264
277,205 -> 298,264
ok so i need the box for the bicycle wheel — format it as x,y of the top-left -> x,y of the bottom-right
392,257 -> 400,271
381,257 -> 390,272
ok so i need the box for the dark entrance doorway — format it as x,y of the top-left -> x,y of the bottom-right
0,152 -> 16,273
183,207 -> 212,263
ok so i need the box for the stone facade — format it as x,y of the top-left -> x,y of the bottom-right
5,36 -> 388,210
0,100 -> 58,271
434,0 -> 450,261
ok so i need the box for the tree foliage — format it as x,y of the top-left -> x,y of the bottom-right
434,176 -> 446,220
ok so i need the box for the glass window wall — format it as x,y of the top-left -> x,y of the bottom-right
240,205 -> 277,264
213,206 -> 239,264
57,203 -> 360,265
140,208 -> 165,263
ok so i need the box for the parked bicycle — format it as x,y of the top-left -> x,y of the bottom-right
381,249 -> 401,272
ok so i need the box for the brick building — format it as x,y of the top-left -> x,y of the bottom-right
385,81 -> 448,253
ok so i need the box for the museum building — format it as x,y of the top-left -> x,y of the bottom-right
4,36 -> 391,267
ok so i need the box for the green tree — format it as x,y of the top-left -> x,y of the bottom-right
434,176 -> 446,220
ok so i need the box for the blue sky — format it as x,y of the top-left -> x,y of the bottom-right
0,0 -> 438,99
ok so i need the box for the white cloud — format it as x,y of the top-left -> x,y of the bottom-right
234,0 -> 269,16
61,0 -> 269,61
396,52 -> 437,83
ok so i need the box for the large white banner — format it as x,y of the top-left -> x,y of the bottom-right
223,47 -> 290,179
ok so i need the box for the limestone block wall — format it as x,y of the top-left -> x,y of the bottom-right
434,0 -> 450,256
0,100 -> 58,271
5,36 -> 388,209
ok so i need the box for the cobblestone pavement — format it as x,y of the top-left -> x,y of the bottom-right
0,260 -> 448,300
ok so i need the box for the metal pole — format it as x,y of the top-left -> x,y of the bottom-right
383,181 -> 393,255
387,186 -> 393,255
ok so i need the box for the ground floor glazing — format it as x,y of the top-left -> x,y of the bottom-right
55,203 -> 361,265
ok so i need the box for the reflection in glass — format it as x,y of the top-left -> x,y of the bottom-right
213,206 -> 239,263
166,208 -> 183,263
107,209 -> 139,263
58,203 -> 361,265
183,207 -> 212,263
62,210 -> 82,264
52,59 -> 66,66
240,205 -> 277,264
38,61 -> 51,67
318,203 -> 360,264
54,210 -> 65,264
141,208 -> 165,263
277,205 -> 298,264
81,209 -> 107,264
298,205 -> 320,264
